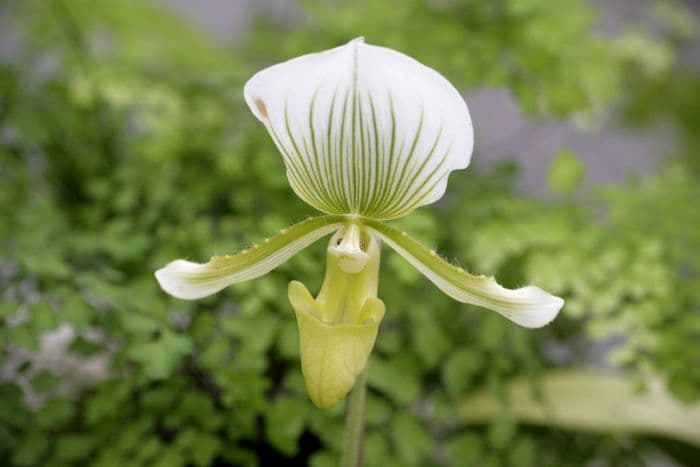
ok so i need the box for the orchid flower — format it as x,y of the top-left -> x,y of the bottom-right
155,38 -> 564,408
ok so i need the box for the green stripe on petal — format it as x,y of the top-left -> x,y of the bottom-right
244,38 -> 473,220
155,215 -> 344,300
364,219 -> 564,328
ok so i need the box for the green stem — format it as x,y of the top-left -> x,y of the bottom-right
340,367 -> 368,467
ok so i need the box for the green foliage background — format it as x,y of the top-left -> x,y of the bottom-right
1,0 -> 699,466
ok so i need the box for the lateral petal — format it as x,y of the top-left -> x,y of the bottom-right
155,215 -> 344,300
364,219 -> 564,328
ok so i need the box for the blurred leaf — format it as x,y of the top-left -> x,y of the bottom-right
367,353 -> 422,406
389,412 -> 433,464
31,303 -> 57,332
127,330 -> 192,380
35,399 -> 75,429
264,397 -> 309,456
175,429 -> 221,467
7,322 -> 39,351
442,348 -> 482,398
445,432 -> 482,467
30,370 -> 61,392
11,431 -> 49,466
0,384 -> 29,428
547,148 -> 585,195
460,370 -> 700,447
53,434 -> 96,463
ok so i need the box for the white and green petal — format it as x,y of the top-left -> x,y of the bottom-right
364,219 -> 564,328
155,215 -> 344,300
244,37 -> 473,220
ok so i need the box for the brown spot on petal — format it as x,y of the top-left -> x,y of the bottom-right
255,98 -> 268,119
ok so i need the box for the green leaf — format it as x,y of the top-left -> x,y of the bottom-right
442,349 -> 483,397
220,445 -> 260,467
190,433 -> 221,467
0,384 -> 30,427
119,312 -> 161,334
367,353 -> 422,406
264,397 -> 308,456
132,436 -> 162,465
487,415 -> 517,449
68,336 -> 103,356
166,391 -> 222,431
460,370 -> 700,447
127,330 -> 192,380
409,310 -> 450,368
308,411 -> 345,452
373,327 -> 402,355
53,434 -> 96,462
12,432 -> 49,466
444,432 -> 482,467
363,430 -> 392,466
112,417 -> 155,456
8,322 -> 39,351
508,437 -> 536,467
222,310 -> 279,354
389,413 -> 433,464
85,382 -> 133,426
151,447 -> 186,467
30,370 -> 61,392
310,451 -> 337,467
199,338 -> 231,370
32,302 -> 57,332
0,301 -> 19,319
547,148 -> 585,195
364,394 -> 391,427
175,429 -> 221,467
141,384 -> 181,413
61,296 -> 93,329
276,319 -> 300,360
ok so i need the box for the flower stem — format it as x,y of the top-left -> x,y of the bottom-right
340,367 -> 368,467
